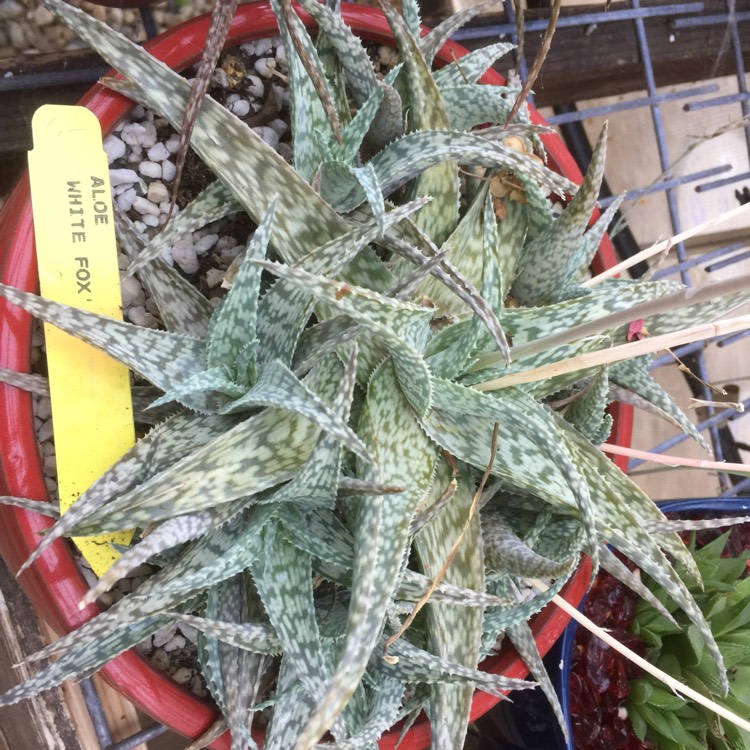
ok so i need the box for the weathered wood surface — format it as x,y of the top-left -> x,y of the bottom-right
0,557 -> 86,750
0,558 -> 149,750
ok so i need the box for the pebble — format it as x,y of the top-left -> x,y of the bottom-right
132,196 -> 160,217
220,244 -> 244,267
161,160 -> 177,182
147,142 -> 171,162
127,564 -> 154,578
245,75 -> 264,99
120,276 -> 145,309
121,121 -> 157,149
171,667 -> 193,685
194,233 -> 219,255
35,396 -> 52,420
178,623 -> 198,644
128,306 -> 158,327
0,0 -> 23,20
229,98 -> 251,117
138,160 -> 162,179
103,135 -> 126,163
254,57 -> 277,78
211,68 -> 229,88
189,675 -> 207,697
31,327 -> 44,347
205,268 -> 225,289
37,419 -> 53,443
165,135 -> 180,154
109,168 -> 139,187
131,575 -> 150,591
171,238 -> 200,274
163,634 -> 186,652
147,181 -> 169,205
7,20 -> 26,49
43,454 -> 56,476
253,126 -> 279,149
141,214 -> 160,228
254,37 -> 273,57
269,118 -> 288,137
153,625 -> 177,649
150,649 -> 170,671
97,591 -> 115,608
116,188 -> 137,213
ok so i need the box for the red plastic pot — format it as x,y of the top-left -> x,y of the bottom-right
0,4 -> 632,748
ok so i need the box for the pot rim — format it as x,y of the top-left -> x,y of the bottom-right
0,4 -> 632,748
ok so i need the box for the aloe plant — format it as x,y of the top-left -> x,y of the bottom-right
1,0 -> 749,748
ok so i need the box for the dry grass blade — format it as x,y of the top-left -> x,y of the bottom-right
584,202 -> 750,286
384,424 -> 499,652
600,443 -> 750,476
471,271 -> 750,372
475,315 -> 750,390
168,0 -> 238,221
503,0 -> 561,128
513,0 -> 524,74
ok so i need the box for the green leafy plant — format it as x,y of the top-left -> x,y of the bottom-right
628,528 -> 750,750
1,0 -> 750,748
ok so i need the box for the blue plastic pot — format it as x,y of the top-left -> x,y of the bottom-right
474,497 -> 750,750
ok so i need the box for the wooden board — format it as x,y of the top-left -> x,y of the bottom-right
0,557 -> 86,750
0,557 -> 148,750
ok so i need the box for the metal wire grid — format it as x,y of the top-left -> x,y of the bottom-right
75,1 -> 750,747
454,0 -> 750,495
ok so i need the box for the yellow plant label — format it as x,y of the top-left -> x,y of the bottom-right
28,105 -> 135,577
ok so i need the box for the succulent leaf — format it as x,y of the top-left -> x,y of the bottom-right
219,358 -> 373,464
381,637 -> 534,697
252,520 -> 329,709
563,367 -> 612,445
0,282 -> 207,394
19,412 -> 238,573
610,356 -> 710,452
413,460 -> 484,749
255,259 -> 434,416
507,618 -> 568,741
206,198 -> 276,376
296,362 -> 439,748
482,507 -> 575,578
114,208 -> 213,337
560,195 -> 625,291
511,125 -> 609,305
434,43 -> 515,88
441,84 -> 518,131
256,201 -> 424,368
419,1 -> 497,65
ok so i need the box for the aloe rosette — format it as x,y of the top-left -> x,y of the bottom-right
0,0 -> 749,748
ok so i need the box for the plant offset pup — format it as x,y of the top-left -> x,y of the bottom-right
1,0 -> 750,748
